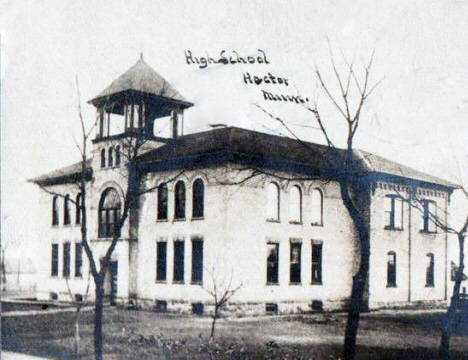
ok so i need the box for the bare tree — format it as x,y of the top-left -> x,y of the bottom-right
400,183 -> 468,359
201,266 -> 242,339
245,49 -> 381,360
33,77 -> 186,360
64,272 -> 91,358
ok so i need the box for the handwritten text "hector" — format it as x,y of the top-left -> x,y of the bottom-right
185,50 -> 269,69
243,72 -> 288,86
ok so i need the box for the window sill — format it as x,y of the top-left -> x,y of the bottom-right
63,224 -> 72,227
266,219 -> 280,223
425,284 -> 435,288
386,284 -> 397,288
191,281 -> 203,285
289,282 -> 302,286
173,218 -> 186,222
289,221 -> 302,225
172,281 -> 185,284
420,230 -> 437,235
191,217 -> 205,221
51,225 -> 60,228
384,226 -> 404,231
311,222 -> 323,227
311,282 -> 323,286
155,280 -> 167,284
266,282 -> 280,286
74,275 -> 83,279
156,219 -> 168,223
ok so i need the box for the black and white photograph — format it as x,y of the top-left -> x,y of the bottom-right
1,1 -> 468,359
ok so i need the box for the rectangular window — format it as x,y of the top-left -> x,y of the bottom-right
156,241 -> 167,281
191,238 -> 203,283
51,244 -> 59,277
290,241 -> 302,284
384,195 -> 403,230
266,243 -> 279,284
173,240 -> 185,282
63,242 -> 71,278
311,242 -> 323,284
75,243 -> 83,278
422,200 -> 437,232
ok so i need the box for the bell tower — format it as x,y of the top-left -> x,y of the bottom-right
89,55 -> 193,144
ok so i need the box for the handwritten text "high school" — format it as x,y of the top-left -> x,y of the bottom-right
185,50 -> 270,69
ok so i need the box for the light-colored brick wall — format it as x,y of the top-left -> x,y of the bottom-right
368,182 -> 450,308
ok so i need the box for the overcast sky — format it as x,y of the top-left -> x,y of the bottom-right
2,0 -> 468,260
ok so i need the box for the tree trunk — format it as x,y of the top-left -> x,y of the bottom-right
439,234 -> 465,359
94,283 -> 105,360
340,176 -> 370,360
343,272 -> 367,360
210,307 -> 218,339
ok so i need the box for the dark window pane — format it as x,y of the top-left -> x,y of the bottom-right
116,146 -> 121,166
52,197 -> 59,226
191,239 -> 203,283
63,243 -> 71,278
312,243 -> 322,284
75,194 -> 82,225
290,243 -> 301,283
267,243 -> 279,284
51,244 -> 59,276
108,148 -> 114,167
174,181 -> 186,219
173,241 -> 185,282
101,149 -> 106,168
192,179 -> 204,218
64,196 -> 70,225
387,252 -> 396,286
157,184 -> 168,220
156,242 -> 167,281
75,243 -> 83,277
426,253 -> 434,286
98,188 -> 121,238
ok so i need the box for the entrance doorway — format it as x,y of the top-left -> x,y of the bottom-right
102,260 -> 118,306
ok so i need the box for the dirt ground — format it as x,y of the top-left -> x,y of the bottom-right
2,307 -> 468,359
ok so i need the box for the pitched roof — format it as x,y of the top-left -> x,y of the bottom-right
138,126 -> 458,189
89,57 -> 192,106
30,127 -> 458,189
29,159 -> 93,186
357,150 -> 457,188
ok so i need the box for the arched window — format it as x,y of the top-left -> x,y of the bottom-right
387,251 -> 396,287
75,193 -> 82,225
108,147 -> 114,167
192,179 -> 205,219
267,182 -> 280,221
64,195 -> 71,225
311,189 -> 323,226
52,196 -> 59,226
290,185 -> 302,223
101,149 -> 106,168
98,188 -> 121,238
174,181 -> 186,220
157,183 -> 168,221
426,253 -> 435,287
115,146 -> 121,166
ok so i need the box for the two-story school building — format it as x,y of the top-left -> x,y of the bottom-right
31,57 -> 462,314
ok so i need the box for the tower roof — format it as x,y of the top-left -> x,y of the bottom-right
89,56 -> 193,107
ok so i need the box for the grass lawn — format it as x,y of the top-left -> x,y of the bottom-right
2,307 -> 468,359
